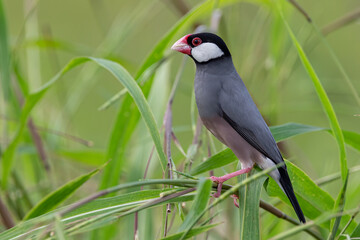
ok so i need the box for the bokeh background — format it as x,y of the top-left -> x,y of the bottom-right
1,0 -> 360,239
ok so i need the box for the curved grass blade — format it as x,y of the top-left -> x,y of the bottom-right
89,57 -> 167,169
98,0 -> 221,190
1,57 -> 167,188
23,168 -> 100,220
277,3 -> 348,237
277,3 -> 347,180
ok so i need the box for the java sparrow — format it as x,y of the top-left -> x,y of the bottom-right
171,32 -> 305,223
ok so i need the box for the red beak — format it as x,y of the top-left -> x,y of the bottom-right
171,34 -> 191,55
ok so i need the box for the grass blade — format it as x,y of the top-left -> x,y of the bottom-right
1,57 -> 167,188
277,2 -> 348,237
89,57 -> 167,170
270,122 -> 323,142
351,223 -> 360,238
178,178 -> 212,233
23,168 -> 100,220
239,169 -> 267,240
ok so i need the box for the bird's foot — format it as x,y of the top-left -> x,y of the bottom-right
209,167 -> 252,198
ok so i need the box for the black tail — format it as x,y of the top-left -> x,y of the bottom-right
278,168 -> 306,223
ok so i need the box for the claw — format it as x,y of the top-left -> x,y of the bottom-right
231,194 -> 239,208
208,167 -> 252,198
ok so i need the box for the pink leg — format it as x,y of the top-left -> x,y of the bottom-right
209,167 -> 252,197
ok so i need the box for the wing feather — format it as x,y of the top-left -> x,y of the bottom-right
219,78 -> 283,165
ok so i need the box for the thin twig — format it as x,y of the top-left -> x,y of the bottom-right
12,172 -> 33,209
206,133 -> 214,240
14,85 -> 50,171
0,194 -> 15,229
186,117 -> 203,172
260,200 -> 322,240
171,132 -> 186,157
287,0 -> 312,22
162,53 -> 187,237
36,126 -> 93,147
27,118 -> 50,171
316,165 -> 360,186
134,145 -> 155,240
0,114 -> 93,147
322,8 -> 360,36
166,0 -> 190,16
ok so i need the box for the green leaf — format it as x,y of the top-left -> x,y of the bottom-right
23,168 -> 99,220
270,122 -> 323,142
265,160 -> 356,232
239,169 -> 267,240
89,57 -> 167,170
161,223 -> 221,240
191,148 -> 236,176
351,223 -> 360,238
339,130 -> 360,152
178,179 -> 212,233
265,160 -> 333,223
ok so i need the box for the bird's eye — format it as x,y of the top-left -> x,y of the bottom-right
192,37 -> 202,46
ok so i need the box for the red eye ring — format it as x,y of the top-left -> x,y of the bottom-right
192,37 -> 202,46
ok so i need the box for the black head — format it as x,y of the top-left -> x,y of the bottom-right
171,32 -> 231,63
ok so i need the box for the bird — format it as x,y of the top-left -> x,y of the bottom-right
171,32 -> 306,223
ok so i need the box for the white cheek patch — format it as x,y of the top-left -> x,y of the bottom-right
191,42 -> 224,62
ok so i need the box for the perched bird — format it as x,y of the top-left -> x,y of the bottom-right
171,32 -> 306,223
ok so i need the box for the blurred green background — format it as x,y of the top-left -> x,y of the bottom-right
1,0 -> 360,239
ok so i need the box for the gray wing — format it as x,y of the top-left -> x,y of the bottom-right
219,78 -> 283,164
